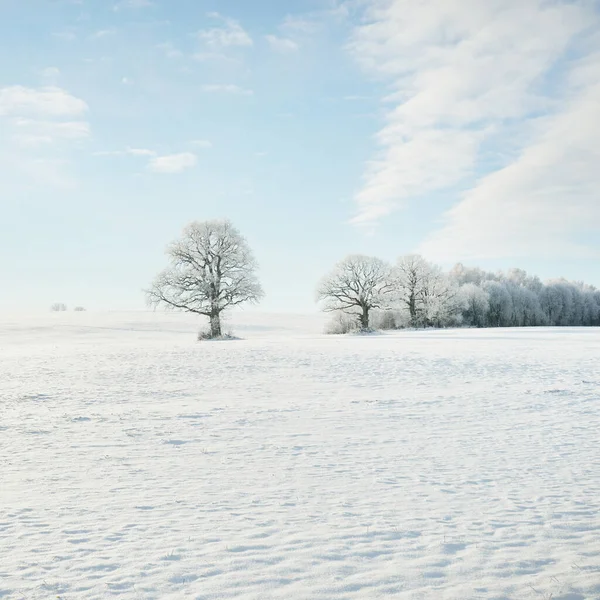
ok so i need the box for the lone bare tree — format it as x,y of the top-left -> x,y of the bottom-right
146,219 -> 264,338
317,255 -> 394,330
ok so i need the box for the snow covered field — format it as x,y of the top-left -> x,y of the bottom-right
1,312 -> 599,600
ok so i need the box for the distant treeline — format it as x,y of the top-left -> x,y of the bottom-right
318,255 -> 600,332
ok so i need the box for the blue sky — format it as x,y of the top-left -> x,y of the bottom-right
1,0 -> 599,313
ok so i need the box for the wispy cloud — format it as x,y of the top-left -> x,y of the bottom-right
0,85 -> 88,117
52,30 -> 77,41
148,152 -> 197,174
343,95 -> 372,101
94,147 -> 155,157
0,85 -> 90,188
127,147 -> 156,156
95,147 -> 198,174
348,0 -> 600,259
197,14 -> 253,50
418,52 -> 600,261
114,0 -> 153,11
190,139 -> 212,148
201,84 -> 253,96
265,35 -> 299,53
12,118 -> 90,147
192,52 -> 241,64
41,67 -> 61,84
90,29 -> 116,40
280,15 -> 319,35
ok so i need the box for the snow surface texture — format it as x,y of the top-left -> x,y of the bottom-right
1,312 -> 599,600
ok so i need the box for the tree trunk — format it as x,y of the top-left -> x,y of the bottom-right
210,312 -> 222,338
408,292 -> 417,324
360,305 -> 369,330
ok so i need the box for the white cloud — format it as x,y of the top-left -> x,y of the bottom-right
418,53 -> 600,261
90,29 -> 116,40
94,147 -> 156,158
280,15 -> 319,35
127,147 -> 156,156
96,147 -> 199,175
148,152 -> 197,174
0,85 -> 88,117
348,0 -> 597,257
265,35 -> 299,53
190,139 -> 212,148
197,15 -> 253,50
0,85 -> 90,189
201,84 -> 253,96
12,118 -> 90,146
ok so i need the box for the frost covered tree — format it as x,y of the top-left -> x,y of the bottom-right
506,284 -> 546,327
317,255 -> 394,330
459,284 -> 490,328
500,269 -> 545,299
481,281 -> 513,327
393,255 -> 459,327
450,263 -> 494,287
393,255 -> 430,324
319,254 -> 598,331
418,266 -> 461,327
581,285 -> 600,325
540,281 -> 575,326
147,219 -> 264,338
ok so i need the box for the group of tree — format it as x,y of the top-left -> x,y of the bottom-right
317,254 -> 600,332
146,219 -> 599,338
50,304 -> 86,312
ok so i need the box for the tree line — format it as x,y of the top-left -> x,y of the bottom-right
146,219 -> 600,338
318,254 -> 600,332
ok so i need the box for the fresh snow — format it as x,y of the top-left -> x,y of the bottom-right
1,312 -> 599,599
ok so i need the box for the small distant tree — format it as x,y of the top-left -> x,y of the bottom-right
146,219 -> 264,339
317,255 -> 394,330
74,306 -> 86,312
50,303 -> 67,312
